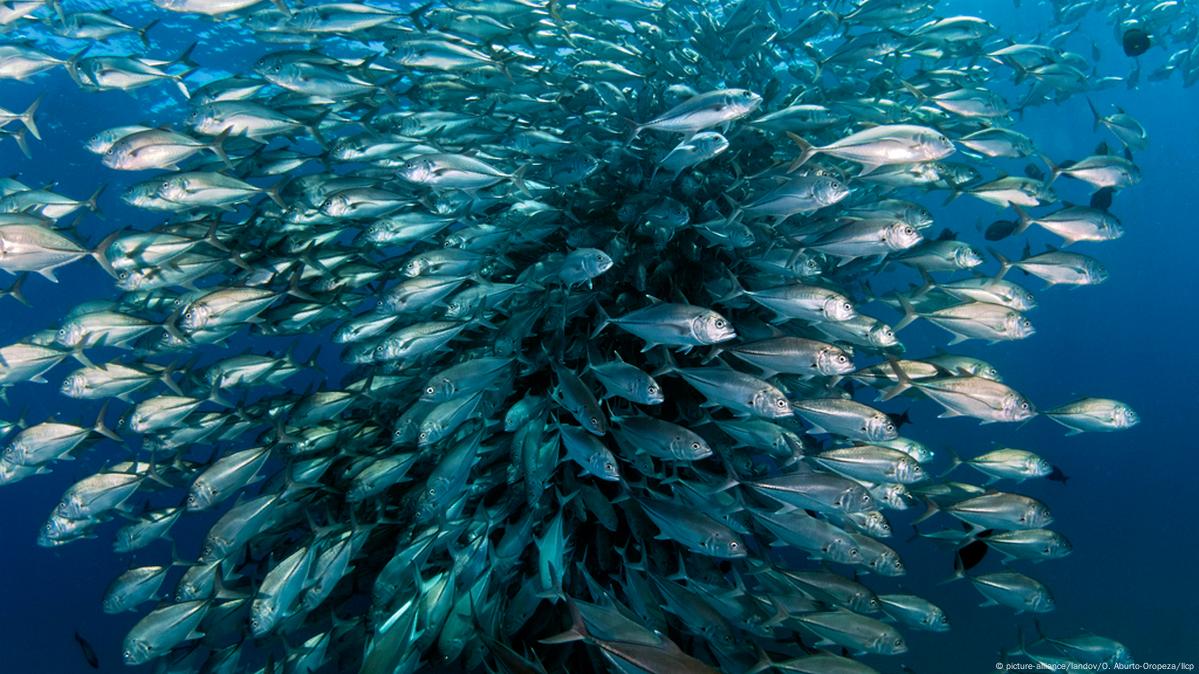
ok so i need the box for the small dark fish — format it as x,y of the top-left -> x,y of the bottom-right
1047,465 -> 1070,484
985,219 -> 1020,241
1093,141 -> 1108,156
1024,163 -> 1045,181
1122,28 -> 1150,57
955,538 -> 989,572
75,631 -> 99,669
887,409 -> 912,429
1090,187 -> 1115,210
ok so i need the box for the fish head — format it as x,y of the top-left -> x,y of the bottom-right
898,457 -> 925,483
1003,392 -> 1036,421
249,600 -> 275,638
180,301 -> 211,332
641,380 -> 665,404
814,175 -> 850,207
886,222 -> 923,251
825,537 -> 861,565
754,389 -> 792,419
421,377 -> 454,403
320,192 -> 352,218
876,632 -> 908,655
102,143 -> 132,169
869,322 -> 899,348
1010,286 -> 1037,312
589,453 -> 620,481
55,320 -> 83,347
1031,589 -> 1056,613
1022,502 -> 1054,529
123,181 -> 161,208
122,636 -> 153,665
417,421 -> 442,448
398,157 -> 436,185
841,485 -> 875,513
878,551 -> 906,577
727,88 -> 763,115
822,295 -> 856,322
186,480 -> 214,511
1005,312 -> 1035,339
672,434 -> 710,460
415,477 -> 451,521
928,610 -> 951,631
1086,259 -> 1110,284
60,371 -> 88,398
1030,456 -> 1053,477
402,257 -> 426,277
954,244 -> 984,269
920,129 -> 956,160
817,347 -> 855,376
116,268 -> 153,291
198,535 -> 228,564
701,530 -> 747,559
2,440 -> 26,466
867,413 -> 898,442
858,510 -> 891,537
1112,402 -> 1139,429
579,248 -> 613,278
692,311 -> 735,344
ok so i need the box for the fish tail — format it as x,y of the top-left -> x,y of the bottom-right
938,447 -> 963,479
590,303 -> 612,339
208,127 -> 233,170
20,94 -> 41,140
987,246 -> 1012,280
912,496 -> 940,526
92,400 -> 121,442
137,18 -> 160,48
84,184 -> 106,217
7,127 -> 30,159
1086,97 -> 1101,132
3,274 -> 29,307
538,600 -> 588,644
892,294 -> 919,332
1010,204 -> 1034,236
90,226 -> 121,277
881,355 -> 913,400
785,132 -> 816,172
65,44 -> 90,85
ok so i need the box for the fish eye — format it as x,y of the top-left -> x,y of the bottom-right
837,355 -> 847,363
425,386 -> 435,395
776,399 -> 786,407
589,416 -> 599,426
1021,402 -> 1029,409
894,638 -> 903,646
843,302 -> 852,311
714,319 -> 724,328
691,442 -> 701,450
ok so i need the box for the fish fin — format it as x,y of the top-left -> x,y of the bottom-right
19,94 -> 41,140
785,132 -> 816,172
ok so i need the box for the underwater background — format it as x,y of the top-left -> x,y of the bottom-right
0,0 -> 1196,672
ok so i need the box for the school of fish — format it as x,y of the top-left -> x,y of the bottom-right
0,0 -> 1156,672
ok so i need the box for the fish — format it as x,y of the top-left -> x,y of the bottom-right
0,0 -> 1145,672
74,631 -> 99,669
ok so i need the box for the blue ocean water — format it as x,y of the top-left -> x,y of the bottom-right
0,1 -> 1195,673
